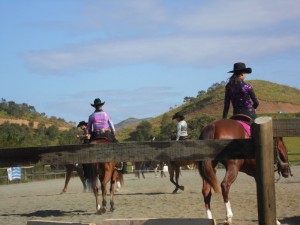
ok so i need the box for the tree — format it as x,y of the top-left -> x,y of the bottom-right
127,120 -> 153,141
187,115 -> 217,139
46,125 -> 59,141
183,96 -> 195,102
207,82 -> 226,93
197,90 -> 206,97
158,113 -> 175,140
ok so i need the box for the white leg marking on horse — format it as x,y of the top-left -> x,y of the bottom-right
225,201 -> 233,219
206,209 -> 213,219
276,219 -> 281,225
97,204 -> 101,211
116,181 -> 121,189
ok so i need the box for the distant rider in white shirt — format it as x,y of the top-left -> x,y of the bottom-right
172,112 -> 188,141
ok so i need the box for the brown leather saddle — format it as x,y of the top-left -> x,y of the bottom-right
230,114 -> 253,125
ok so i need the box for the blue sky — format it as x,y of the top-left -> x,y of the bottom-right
1,0 -> 300,125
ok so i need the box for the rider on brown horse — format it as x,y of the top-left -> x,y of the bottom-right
172,112 -> 189,141
223,62 -> 259,120
87,98 -> 117,142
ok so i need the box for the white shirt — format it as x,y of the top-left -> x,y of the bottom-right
176,120 -> 188,140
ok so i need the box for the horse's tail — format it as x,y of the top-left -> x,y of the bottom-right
198,122 -> 221,194
84,163 -> 98,191
198,161 -> 220,194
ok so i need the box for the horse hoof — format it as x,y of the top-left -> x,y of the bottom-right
179,186 -> 184,191
172,189 -> 178,194
110,207 -> 115,212
223,218 -> 232,225
100,207 -> 106,214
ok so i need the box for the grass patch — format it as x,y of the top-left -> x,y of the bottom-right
284,137 -> 300,165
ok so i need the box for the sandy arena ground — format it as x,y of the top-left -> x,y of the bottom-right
0,166 -> 299,225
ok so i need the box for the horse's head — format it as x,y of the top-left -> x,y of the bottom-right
274,137 -> 292,178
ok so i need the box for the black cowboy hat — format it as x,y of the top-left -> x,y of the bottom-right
77,121 -> 88,127
91,98 -> 105,107
228,62 -> 252,74
172,112 -> 184,120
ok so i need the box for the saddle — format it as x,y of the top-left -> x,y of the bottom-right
230,114 -> 253,125
91,130 -> 117,143
230,114 -> 253,137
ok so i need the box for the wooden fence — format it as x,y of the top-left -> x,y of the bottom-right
0,118 -> 300,225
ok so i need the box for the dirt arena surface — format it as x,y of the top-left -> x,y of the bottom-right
0,166 -> 299,225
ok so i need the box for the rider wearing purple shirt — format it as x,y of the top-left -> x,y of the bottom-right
223,62 -> 259,120
87,98 -> 116,141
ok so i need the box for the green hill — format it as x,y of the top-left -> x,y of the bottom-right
117,80 -> 300,140
0,99 -> 74,130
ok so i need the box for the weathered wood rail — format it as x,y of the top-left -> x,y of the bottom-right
0,139 -> 254,167
0,119 -> 299,168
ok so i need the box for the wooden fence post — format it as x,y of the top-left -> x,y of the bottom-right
251,117 -> 276,225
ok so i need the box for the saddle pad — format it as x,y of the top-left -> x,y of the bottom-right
237,120 -> 251,137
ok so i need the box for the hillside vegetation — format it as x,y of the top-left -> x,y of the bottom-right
0,99 -> 74,130
0,99 -> 79,148
1,80 -> 299,148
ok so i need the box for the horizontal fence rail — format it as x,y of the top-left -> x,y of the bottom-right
0,118 -> 299,168
273,119 -> 300,137
0,139 -> 254,167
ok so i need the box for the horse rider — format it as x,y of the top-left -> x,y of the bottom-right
223,62 -> 259,120
87,98 -> 117,142
172,112 -> 188,141
77,120 -> 90,182
76,121 -> 90,143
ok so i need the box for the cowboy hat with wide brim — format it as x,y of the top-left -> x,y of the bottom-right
228,62 -> 252,74
172,112 -> 184,120
91,98 -> 105,107
77,121 -> 88,127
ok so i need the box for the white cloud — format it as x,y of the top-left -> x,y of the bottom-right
24,33 -> 300,74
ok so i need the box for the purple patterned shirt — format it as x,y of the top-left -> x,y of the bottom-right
87,110 -> 116,134
223,79 -> 259,118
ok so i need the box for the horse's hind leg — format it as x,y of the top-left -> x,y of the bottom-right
168,165 -> 178,193
91,177 -> 101,213
202,179 -> 213,219
169,164 -> 183,193
109,170 -> 118,211
61,164 -> 73,193
76,166 -> 87,192
175,165 -> 184,191
221,164 -> 238,225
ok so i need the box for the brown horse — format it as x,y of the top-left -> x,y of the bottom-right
163,160 -> 196,193
85,137 -> 124,213
164,135 -> 196,193
60,164 -> 87,193
133,161 -> 160,179
198,118 -> 291,225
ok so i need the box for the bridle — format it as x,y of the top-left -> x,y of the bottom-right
274,137 -> 293,180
